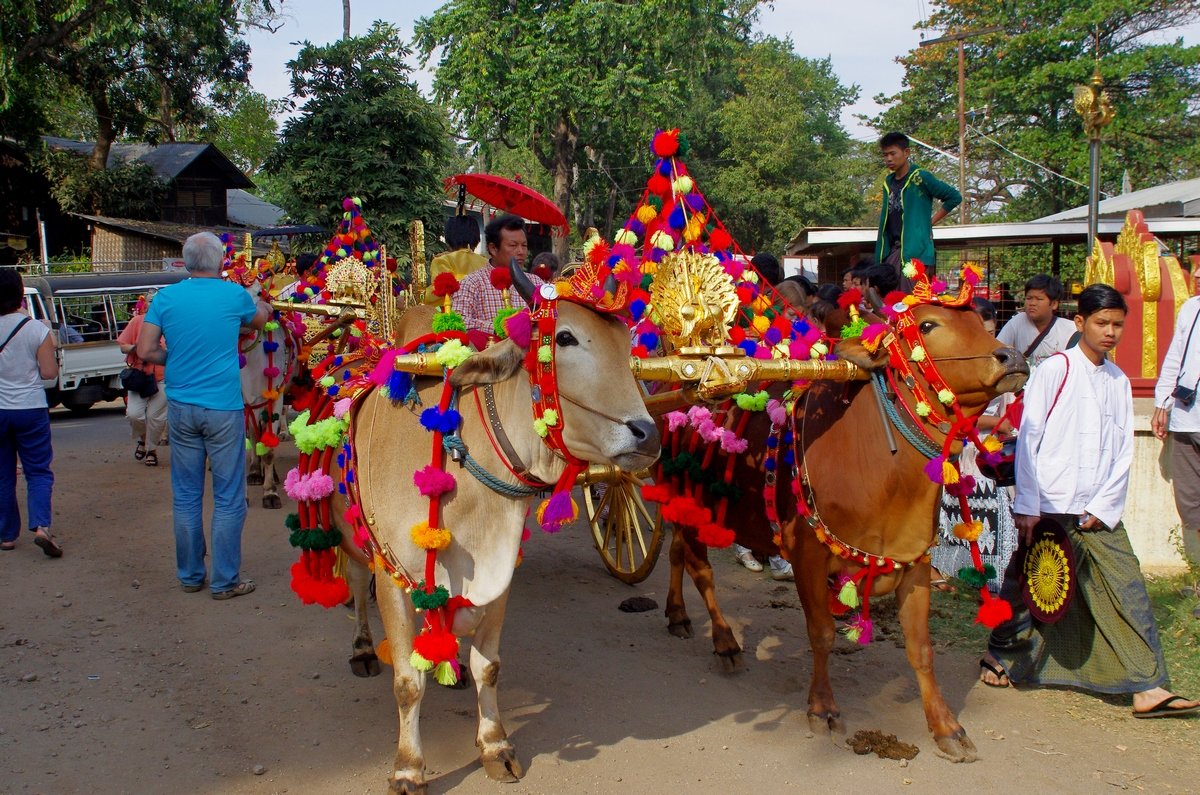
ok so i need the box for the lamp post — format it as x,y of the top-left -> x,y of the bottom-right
1074,67 -> 1115,248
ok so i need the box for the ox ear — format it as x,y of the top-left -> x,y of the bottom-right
834,337 -> 890,371
450,340 -> 526,386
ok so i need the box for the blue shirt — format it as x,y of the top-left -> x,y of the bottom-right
146,278 -> 256,411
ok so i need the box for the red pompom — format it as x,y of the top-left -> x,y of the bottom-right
709,228 -> 732,251
771,315 -> 792,335
838,288 -> 863,310
696,523 -> 736,548
652,129 -> 681,158
728,326 -> 747,344
587,239 -> 610,266
641,484 -> 672,503
258,428 -> 280,449
488,267 -> 513,291
413,627 -> 459,665
433,272 -> 460,297
974,592 -> 1013,629
647,173 -> 671,197
631,344 -> 649,359
736,286 -> 754,305
883,290 -> 907,306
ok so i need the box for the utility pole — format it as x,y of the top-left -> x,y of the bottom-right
1074,35 -> 1114,250
919,25 -> 1003,224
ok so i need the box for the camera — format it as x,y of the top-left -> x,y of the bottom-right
1173,384 -> 1197,409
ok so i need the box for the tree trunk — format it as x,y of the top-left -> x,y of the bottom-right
551,115 -> 576,261
159,81 -> 177,142
88,87 -> 115,179
342,0 -> 351,39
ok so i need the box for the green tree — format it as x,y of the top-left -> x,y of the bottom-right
415,0 -> 760,257
0,0 -> 270,170
37,148 -> 168,218
691,38 -> 866,255
263,22 -> 453,249
197,83 -> 281,176
874,0 -> 1200,222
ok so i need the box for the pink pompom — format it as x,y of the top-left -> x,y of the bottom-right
504,310 -> 532,349
665,411 -> 688,432
333,397 -> 353,419
413,465 -> 456,497
697,419 -> 723,443
789,340 -> 811,360
931,279 -> 947,293
687,405 -> 711,425
766,399 -> 787,427
720,431 -> 748,454
369,350 -> 401,386
342,197 -> 355,210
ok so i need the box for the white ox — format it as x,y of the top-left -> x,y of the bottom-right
331,296 -> 658,794
239,283 -> 300,509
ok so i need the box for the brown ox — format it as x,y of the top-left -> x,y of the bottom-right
331,298 -> 659,794
664,302 -> 1027,761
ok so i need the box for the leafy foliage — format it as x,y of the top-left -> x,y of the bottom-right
874,0 -> 1200,222
692,39 -> 867,255
263,22 -> 453,249
37,148 -> 168,218
415,0 -> 760,253
196,82 -> 281,176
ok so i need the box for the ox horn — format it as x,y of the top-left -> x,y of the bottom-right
864,286 -> 886,314
603,271 -> 619,298
510,256 -> 536,307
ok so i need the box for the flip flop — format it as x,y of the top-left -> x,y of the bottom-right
0,541 -> 15,551
1133,695 -> 1200,719
33,530 -> 63,558
979,657 -> 1010,688
931,579 -> 957,593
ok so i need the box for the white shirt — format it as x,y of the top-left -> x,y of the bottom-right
997,312 -> 1077,368
0,312 -> 50,410
1013,346 -> 1133,530
1154,295 -> 1200,432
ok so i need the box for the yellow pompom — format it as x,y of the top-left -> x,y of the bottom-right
751,315 -> 771,334
376,637 -> 393,666
410,521 -> 452,551
751,294 -> 771,313
636,205 -> 658,224
952,520 -> 984,542
982,436 -> 1003,453
941,461 -> 960,485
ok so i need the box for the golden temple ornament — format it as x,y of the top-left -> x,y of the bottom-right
650,250 -> 740,352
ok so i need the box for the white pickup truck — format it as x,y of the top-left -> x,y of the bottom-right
22,270 -> 187,413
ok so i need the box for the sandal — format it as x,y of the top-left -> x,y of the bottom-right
33,528 -> 63,558
134,440 -> 146,461
144,451 -> 158,467
1133,695 -> 1200,719
979,657 -> 1010,688
0,540 -> 15,551
212,580 -> 256,600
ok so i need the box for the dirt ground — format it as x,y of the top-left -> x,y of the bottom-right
2,403 -> 1198,795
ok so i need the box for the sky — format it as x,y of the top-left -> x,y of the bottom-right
243,0 -> 1200,144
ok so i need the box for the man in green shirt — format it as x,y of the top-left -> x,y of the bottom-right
874,132 -> 961,281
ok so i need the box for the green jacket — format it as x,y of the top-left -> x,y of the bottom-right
874,165 -> 961,269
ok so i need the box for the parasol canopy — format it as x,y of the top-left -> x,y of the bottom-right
445,174 -> 569,235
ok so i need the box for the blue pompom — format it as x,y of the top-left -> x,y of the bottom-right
630,299 -> 646,320
638,332 -> 659,350
766,435 -> 778,449
326,385 -> 340,396
438,409 -> 462,434
262,340 -> 279,353
667,206 -> 686,230
764,458 -> 777,472
607,253 -> 624,267
419,406 -> 441,431
337,452 -> 345,467
737,340 -> 758,357
346,469 -> 355,484
783,450 -> 795,466
793,319 -> 811,335
782,431 -> 794,445
343,370 -> 352,380
657,159 -> 673,177
338,483 -> 346,494
388,370 -> 412,406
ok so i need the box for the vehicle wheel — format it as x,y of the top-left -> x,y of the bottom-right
583,470 -> 664,585
64,401 -> 93,416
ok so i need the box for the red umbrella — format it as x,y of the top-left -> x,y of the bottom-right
446,174 -> 570,236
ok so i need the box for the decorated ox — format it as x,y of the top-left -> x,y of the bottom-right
659,278 -> 1027,761
315,264 -> 658,793
239,287 -> 301,508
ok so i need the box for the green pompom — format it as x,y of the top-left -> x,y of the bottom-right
434,661 -> 457,686
409,650 -> 433,672
493,307 -> 519,338
838,580 -> 860,609
432,312 -> 466,333
537,344 -> 553,363
410,585 -> 450,611
957,566 -> 987,589
841,316 -> 868,340
255,441 -> 268,456
284,513 -> 301,531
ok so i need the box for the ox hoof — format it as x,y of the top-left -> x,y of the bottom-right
387,778 -> 427,794
349,652 -> 382,678
807,710 -> 845,736
714,650 -> 745,674
247,472 -> 264,486
262,493 -> 282,510
481,746 -> 524,782
934,730 -> 978,763
667,619 -> 693,639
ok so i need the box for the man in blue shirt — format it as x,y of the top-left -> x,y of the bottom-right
138,231 -> 270,599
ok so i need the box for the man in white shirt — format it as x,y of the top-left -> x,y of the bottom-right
996,274 -> 1077,368
979,284 -> 1199,718
1152,294 -> 1200,571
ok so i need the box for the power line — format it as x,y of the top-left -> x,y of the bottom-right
967,124 -> 1110,197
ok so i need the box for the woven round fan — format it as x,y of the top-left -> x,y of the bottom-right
1021,518 -> 1076,624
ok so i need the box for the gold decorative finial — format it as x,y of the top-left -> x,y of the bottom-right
1074,65 -> 1115,140
325,256 -> 374,307
649,250 -> 739,353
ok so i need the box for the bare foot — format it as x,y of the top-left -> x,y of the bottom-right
979,654 -> 1009,687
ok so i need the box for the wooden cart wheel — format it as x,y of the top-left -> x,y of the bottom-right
583,471 -> 664,584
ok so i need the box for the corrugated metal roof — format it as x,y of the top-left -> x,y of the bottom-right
1036,177 -> 1200,221
226,189 -> 285,227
